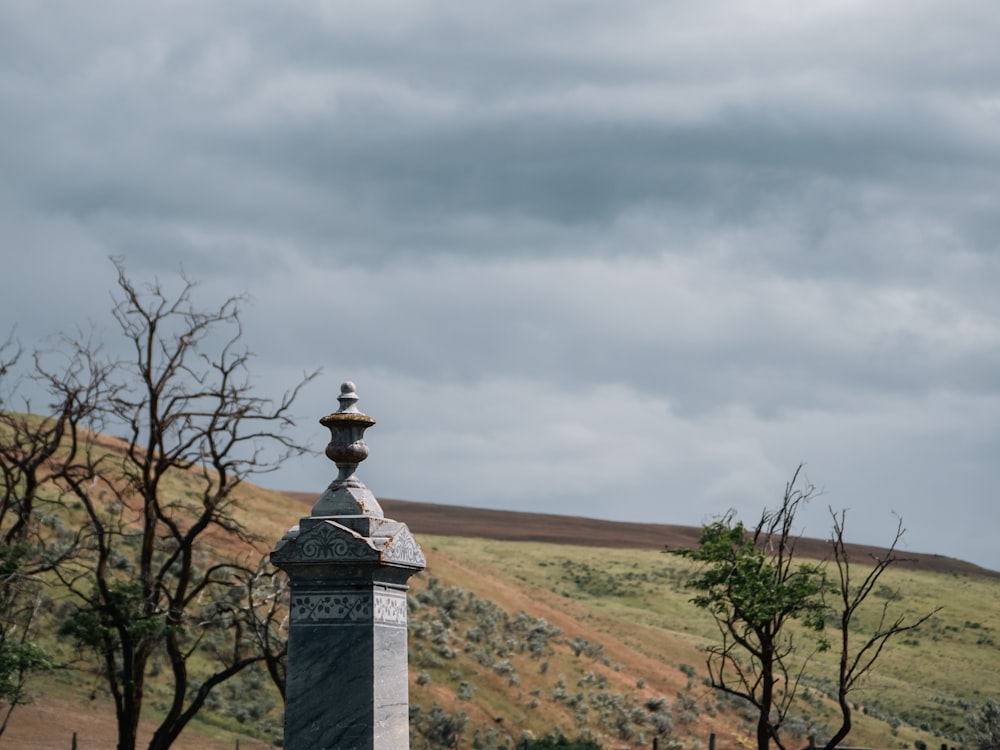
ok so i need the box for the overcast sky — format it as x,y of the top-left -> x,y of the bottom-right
2,1 -> 999,571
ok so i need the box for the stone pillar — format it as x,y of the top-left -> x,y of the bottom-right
271,382 -> 426,750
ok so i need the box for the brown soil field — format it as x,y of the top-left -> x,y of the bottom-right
287,493 -> 1000,578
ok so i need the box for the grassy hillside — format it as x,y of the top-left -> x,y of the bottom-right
4,461 -> 997,749
405,534 -> 999,749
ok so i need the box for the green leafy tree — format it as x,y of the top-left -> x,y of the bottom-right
676,465 -> 936,750
675,465 -> 830,750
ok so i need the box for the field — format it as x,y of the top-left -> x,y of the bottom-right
404,530 -> 999,749
3,488 -> 998,749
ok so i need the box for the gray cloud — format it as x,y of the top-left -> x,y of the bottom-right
2,0 -> 999,569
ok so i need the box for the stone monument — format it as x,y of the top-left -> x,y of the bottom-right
271,382 -> 426,750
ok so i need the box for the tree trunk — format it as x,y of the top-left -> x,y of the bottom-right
824,688 -> 852,750
758,641 -> 775,750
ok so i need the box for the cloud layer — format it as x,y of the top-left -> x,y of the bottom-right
3,0 -> 999,569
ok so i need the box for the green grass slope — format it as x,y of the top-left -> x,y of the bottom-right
4,459 -> 996,749
407,534 -> 999,749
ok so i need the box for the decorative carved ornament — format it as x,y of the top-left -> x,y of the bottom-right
291,591 -> 408,628
273,519 -> 426,569
383,526 -> 427,568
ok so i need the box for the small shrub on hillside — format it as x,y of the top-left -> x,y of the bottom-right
471,727 -> 506,749
874,584 -> 901,600
410,703 -> 468,749
675,692 -> 700,723
531,732 -> 602,749
567,637 -> 604,660
649,707 -> 674,737
644,696 -> 664,712
492,658 -> 515,676
967,698 -> 1000,750
553,675 -> 568,701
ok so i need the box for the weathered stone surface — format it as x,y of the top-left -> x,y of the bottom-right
283,586 -> 412,750
271,383 -> 424,750
272,517 -> 427,569
311,481 -> 385,518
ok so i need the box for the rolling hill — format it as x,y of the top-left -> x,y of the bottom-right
289,492 -> 999,578
286,492 -> 999,748
4,477 -> 997,749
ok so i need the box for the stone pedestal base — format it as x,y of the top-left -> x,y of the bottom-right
273,517 -> 425,750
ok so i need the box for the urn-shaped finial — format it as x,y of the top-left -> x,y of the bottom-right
321,381 -> 375,483
311,382 -> 383,517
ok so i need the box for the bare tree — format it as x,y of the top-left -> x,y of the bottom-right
676,465 -> 938,750
241,559 -> 289,701
824,510 -> 940,750
44,262 -> 316,750
0,331 -> 109,738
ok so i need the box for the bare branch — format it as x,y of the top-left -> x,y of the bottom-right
6,261 -> 314,750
